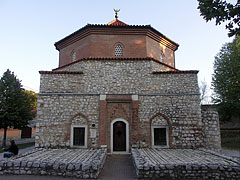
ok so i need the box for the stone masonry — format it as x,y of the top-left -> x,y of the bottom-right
0,148 -> 107,179
132,148 -> 240,179
201,105 -> 221,151
36,58 -> 219,151
36,18 -> 222,153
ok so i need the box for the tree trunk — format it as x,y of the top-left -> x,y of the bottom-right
2,127 -> 7,147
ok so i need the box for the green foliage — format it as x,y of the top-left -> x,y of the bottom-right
24,90 -> 37,110
212,35 -> 240,121
197,0 -> 240,37
0,69 -> 35,146
221,130 -> 240,150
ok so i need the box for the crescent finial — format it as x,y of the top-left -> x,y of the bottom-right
113,9 -> 120,19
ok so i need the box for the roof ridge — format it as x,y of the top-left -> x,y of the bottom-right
106,19 -> 128,26
39,71 -> 83,74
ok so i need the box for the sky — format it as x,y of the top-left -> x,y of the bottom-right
0,0 -> 235,97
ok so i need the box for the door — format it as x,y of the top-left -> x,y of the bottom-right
113,121 -> 126,151
21,127 -> 32,138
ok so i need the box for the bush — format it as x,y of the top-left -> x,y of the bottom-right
221,130 -> 240,150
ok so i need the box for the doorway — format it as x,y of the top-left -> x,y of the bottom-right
113,121 -> 126,151
111,118 -> 129,153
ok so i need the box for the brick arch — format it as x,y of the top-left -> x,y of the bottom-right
113,41 -> 125,48
150,112 -> 172,126
108,103 -> 130,124
149,112 -> 173,148
70,112 -> 89,123
65,112 -> 89,143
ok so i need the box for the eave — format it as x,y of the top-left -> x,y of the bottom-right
54,24 -> 179,51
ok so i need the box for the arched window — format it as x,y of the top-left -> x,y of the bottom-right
115,44 -> 123,56
70,113 -> 88,148
72,52 -> 76,62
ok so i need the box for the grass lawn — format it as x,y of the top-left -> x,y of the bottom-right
0,142 -> 35,153
221,130 -> 240,151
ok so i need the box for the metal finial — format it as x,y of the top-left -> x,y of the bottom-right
114,9 -> 120,19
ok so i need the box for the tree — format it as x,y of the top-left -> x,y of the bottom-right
212,35 -> 240,122
197,0 -> 240,37
24,90 -> 38,110
0,69 -> 34,147
199,80 -> 210,104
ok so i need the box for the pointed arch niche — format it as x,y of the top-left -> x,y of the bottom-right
150,113 -> 172,148
70,112 -> 89,148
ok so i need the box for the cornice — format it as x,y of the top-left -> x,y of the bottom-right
54,24 -> 179,51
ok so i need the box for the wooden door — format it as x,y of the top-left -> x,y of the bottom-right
113,121 -> 126,151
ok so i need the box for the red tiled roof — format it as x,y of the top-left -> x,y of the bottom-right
39,71 -> 83,74
40,57 -> 198,75
106,19 -> 128,26
52,57 -> 179,71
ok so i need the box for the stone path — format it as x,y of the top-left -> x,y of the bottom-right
0,146 -> 35,160
0,138 -> 35,147
99,155 -> 137,180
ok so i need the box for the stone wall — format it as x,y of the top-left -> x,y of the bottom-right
36,95 -> 99,148
201,105 -> 221,151
38,59 -> 205,149
138,95 -> 203,148
41,59 -> 199,94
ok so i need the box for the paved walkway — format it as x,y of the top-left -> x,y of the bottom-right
0,138 -> 35,147
0,175 -> 69,180
0,146 -> 35,160
99,155 -> 137,180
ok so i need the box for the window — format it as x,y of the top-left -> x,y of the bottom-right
160,52 -> 164,62
115,44 -> 123,56
152,126 -> 169,148
72,52 -> 76,62
73,127 -> 85,146
71,125 -> 87,148
154,128 -> 166,145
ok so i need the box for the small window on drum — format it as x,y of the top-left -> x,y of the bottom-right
115,44 -> 123,56
160,52 -> 164,62
72,52 -> 76,62
151,126 -> 169,148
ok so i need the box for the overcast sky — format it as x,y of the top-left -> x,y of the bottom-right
0,0 -> 234,94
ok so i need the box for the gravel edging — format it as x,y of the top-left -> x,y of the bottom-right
199,148 -> 240,164
0,148 -> 107,179
132,148 -> 240,180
